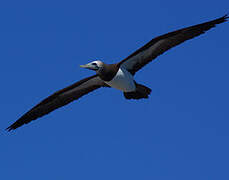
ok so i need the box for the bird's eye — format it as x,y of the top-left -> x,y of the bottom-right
92,63 -> 97,66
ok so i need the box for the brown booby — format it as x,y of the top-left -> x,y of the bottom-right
6,15 -> 228,131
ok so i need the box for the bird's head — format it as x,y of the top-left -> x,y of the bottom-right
80,60 -> 104,72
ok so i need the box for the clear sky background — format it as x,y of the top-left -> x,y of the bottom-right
0,1 -> 229,179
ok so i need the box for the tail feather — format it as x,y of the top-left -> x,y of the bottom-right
124,84 -> 151,100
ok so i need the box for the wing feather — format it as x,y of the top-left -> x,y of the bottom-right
119,15 -> 228,75
6,75 -> 108,131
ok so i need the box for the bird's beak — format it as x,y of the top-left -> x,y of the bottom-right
80,64 -> 90,69
80,63 -> 98,71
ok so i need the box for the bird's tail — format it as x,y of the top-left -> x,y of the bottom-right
123,83 -> 151,100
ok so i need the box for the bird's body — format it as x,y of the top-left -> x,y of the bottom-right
104,67 -> 136,92
6,14 -> 228,131
82,61 -> 152,98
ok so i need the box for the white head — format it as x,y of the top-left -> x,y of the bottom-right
80,60 -> 103,71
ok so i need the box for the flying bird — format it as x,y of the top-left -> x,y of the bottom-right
6,15 -> 228,131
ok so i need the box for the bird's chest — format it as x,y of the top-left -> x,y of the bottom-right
104,68 -> 136,92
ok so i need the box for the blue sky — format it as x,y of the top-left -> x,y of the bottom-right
0,0 -> 229,179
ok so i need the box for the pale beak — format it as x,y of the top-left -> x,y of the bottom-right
80,63 -> 98,71
80,64 -> 90,69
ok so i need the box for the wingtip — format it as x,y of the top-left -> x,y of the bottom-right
213,14 -> 229,25
222,14 -> 229,21
5,126 -> 13,132
5,124 -> 17,132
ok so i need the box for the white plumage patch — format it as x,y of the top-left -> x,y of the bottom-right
104,68 -> 136,92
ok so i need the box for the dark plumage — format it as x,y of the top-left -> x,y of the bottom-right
124,83 -> 152,100
119,15 -> 228,75
6,75 -> 109,131
6,15 -> 228,131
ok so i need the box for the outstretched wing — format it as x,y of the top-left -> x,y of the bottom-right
6,75 -> 108,131
118,15 -> 228,75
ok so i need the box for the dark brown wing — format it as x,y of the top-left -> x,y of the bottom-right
118,15 -> 228,75
6,75 -> 108,131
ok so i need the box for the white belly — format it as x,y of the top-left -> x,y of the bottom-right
104,68 -> 136,92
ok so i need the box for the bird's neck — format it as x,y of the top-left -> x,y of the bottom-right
97,64 -> 119,81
